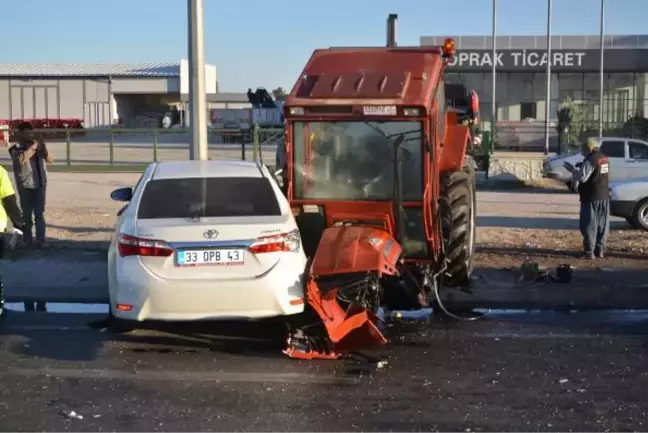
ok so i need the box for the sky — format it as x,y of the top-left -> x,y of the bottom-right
5,0 -> 648,92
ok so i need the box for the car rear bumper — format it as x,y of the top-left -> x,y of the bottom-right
610,200 -> 636,218
110,254 -> 307,322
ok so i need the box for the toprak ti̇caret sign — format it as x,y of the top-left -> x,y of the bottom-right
444,49 -> 648,72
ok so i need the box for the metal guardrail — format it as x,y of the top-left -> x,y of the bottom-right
2,126 -> 286,167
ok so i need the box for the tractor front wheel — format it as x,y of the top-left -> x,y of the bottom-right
440,162 -> 477,287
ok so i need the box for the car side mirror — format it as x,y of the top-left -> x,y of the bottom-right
110,187 -> 133,202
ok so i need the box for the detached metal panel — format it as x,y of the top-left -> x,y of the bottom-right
83,79 -> 110,127
58,79 -> 84,119
111,77 -> 179,93
22,87 -> 34,118
46,87 -> 59,118
10,87 -> 21,119
0,79 -> 10,119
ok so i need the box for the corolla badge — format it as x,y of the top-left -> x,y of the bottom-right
203,229 -> 219,240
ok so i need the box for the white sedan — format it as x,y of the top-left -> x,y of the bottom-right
107,160 -> 307,325
609,177 -> 648,231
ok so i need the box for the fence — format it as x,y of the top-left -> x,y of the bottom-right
0,126 -> 285,167
491,117 -> 648,153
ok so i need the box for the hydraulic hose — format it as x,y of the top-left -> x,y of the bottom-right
434,196 -> 484,322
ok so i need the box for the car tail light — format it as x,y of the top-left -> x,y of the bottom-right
248,229 -> 301,254
118,233 -> 174,257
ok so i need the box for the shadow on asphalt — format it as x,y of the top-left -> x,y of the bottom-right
6,298 -> 648,371
47,224 -> 112,234
1,313 -> 290,362
477,215 -> 631,231
478,245 -> 646,261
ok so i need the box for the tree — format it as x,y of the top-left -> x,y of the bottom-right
272,87 -> 288,101
556,97 -> 584,153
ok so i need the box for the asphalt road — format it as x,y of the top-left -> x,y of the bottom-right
1,309 -> 648,431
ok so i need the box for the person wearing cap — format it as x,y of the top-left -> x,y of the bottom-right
0,165 -> 25,322
8,122 -> 53,249
565,138 -> 610,259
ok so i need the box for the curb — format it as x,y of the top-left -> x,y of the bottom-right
7,291 -> 648,312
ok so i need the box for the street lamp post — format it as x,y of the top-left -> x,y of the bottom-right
491,0 -> 497,153
544,0 -> 553,155
188,0 -> 208,160
598,0 -> 605,137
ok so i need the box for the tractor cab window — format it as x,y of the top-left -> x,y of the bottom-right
292,121 -> 423,201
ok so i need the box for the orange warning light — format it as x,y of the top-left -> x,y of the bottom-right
442,38 -> 456,58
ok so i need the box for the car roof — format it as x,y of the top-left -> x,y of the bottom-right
593,137 -> 648,143
151,160 -> 265,180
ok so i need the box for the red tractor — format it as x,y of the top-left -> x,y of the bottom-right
279,19 -> 477,360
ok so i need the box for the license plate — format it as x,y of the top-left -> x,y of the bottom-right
176,249 -> 245,266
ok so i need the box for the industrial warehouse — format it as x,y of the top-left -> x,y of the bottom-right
0,59 -> 250,128
421,34 -> 648,149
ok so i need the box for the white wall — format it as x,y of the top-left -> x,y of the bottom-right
180,58 -> 217,95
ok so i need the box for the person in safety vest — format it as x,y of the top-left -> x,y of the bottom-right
0,165 -> 25,322
565,138 -> 610,259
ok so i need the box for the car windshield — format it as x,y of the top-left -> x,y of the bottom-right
292,121 -> 423,200
137,177 -> 281,219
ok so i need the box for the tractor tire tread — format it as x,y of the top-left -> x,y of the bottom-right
441,164 -> 476,287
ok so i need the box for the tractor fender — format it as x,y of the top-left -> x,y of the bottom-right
439,120 -> 471,173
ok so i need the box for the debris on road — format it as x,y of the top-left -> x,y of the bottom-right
63,410 -> 83,420
518,261 -> 549,283
554,264 -> 573,283
558,378 -> 569,384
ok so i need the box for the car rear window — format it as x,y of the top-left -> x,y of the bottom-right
137,177 -> 281,219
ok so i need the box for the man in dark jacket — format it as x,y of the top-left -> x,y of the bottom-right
8,122 -> 53,248
566,138 -> 610,259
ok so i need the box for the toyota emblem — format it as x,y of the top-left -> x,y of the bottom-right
203,229 -> 219,240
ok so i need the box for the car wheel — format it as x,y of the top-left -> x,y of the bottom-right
631,199 -> 648,231
625,217 -> 639,229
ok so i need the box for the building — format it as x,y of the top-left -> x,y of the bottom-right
0,59 -> 225,128
421,34 -> 648,148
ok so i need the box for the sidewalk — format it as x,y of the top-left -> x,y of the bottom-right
3,252 -> 108,303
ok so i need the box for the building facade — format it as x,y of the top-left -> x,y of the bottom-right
421,35 -> 648,148
0,59 -> 220,128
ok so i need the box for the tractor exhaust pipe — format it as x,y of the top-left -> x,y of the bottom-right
386,14 -> 398,47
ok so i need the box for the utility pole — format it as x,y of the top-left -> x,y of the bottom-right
491,0 -> 497,152
544,0 -> 553,155
598,0 -> 605,137
188,0 -> 208,160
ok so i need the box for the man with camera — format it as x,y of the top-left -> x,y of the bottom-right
8,122 -> 53,249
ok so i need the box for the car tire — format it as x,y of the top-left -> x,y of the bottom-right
625,217 -> 639,229
631,198 -> 648,231
440,161 -> 476,287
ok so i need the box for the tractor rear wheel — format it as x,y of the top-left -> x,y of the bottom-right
440,161 -> 477,287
